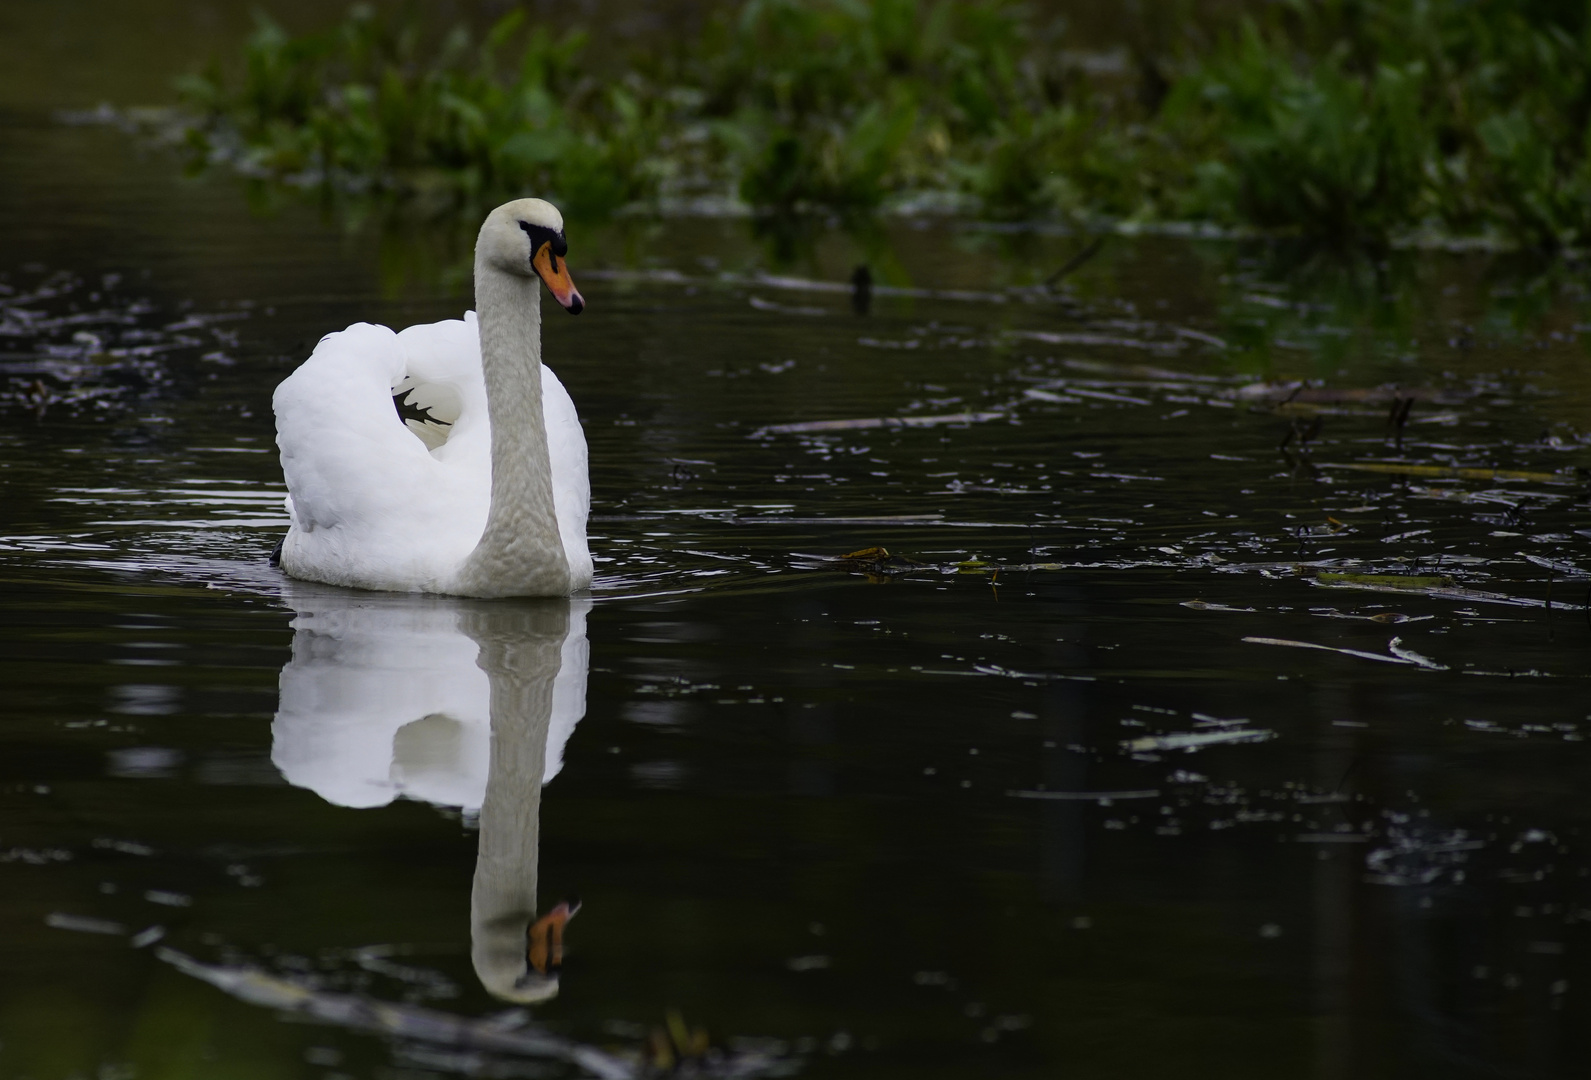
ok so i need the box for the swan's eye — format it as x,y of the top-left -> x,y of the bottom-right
518,221 -> 567,261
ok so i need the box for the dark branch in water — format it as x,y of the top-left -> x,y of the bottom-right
1044,237 -> 1105,290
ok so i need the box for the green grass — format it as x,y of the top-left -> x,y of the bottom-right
169,0 -> 1591,249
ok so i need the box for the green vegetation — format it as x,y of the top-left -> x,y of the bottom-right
173,1 -> 1591,248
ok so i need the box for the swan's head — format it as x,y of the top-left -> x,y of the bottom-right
478,198 -> 585,315
483,899 -> 579,1004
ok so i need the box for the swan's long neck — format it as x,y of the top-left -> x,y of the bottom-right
456,261 -> 571,596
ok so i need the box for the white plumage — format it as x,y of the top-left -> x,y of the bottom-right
273,199 -> 592,596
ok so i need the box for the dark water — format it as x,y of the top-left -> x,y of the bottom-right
5,26 -> 1591,1080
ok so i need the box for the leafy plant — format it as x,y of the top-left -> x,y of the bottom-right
179,6 -> 657,218
1168,24 -> 1432,242
166,0 -> 1591,250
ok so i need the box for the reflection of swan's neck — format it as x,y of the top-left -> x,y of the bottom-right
456,261 -> 569,597
469,602 -> 569,1002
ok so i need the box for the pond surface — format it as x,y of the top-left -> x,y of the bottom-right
4,40 -> 1591,1080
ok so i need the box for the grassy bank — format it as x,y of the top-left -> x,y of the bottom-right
170,0 -> 1591,249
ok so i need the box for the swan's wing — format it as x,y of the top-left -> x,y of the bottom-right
274,323 -> 435,535
391,317 -> 487,454
275,321 -> 496,588
399,312 -> 485,383
541,364 -> 592,584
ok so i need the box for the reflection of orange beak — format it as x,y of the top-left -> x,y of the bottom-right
528,900 -> 580,974
532,243 -> 584,315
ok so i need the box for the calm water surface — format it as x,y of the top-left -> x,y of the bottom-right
4,49 -> 1591,1080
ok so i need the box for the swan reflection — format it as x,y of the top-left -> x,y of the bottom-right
272,584 -> 589,1001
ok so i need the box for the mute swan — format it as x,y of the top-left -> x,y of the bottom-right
273,198 -> 592,597
272,583 -> 589,1001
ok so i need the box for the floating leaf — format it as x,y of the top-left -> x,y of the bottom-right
833,546 -> 923,574
840,546 -> 891,561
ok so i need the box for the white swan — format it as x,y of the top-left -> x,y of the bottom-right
273,198 -> 593,597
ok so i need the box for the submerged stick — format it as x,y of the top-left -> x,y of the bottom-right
1043,237 -> 1106,290
1318,462 -> 1568,483
1242,635 -> 1446,668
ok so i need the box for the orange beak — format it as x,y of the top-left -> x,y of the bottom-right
532,242 -> 584,315
527,900 -> 579,974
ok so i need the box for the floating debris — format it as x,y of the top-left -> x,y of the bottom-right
1365,832 -> 1485,887
758,411 -> 1004,435
643,1010 -> 717,1075
973,663 -> 1096,683
748,296 -> 826,317
1009,330 -> 1183,355
92,838 -> 156,856
1242,635 -> 1447,669
46,913 -> 126,935
157,947 -> 636,1079
830,546 -> 925,576
1060,387 -> 1153,406
144,889 -> 192,907
1008,789 -> 1160,803
1229,383 -> 1467,406
1386,638 -> 1448,670
1318,462 -> 1572,484
0,846 -> 72,864
1520,553 -> 1588,577
130,925 -> 166,948
0,270 -> 248,414
1317,572 -> 1453,590
157,946 -> 795,1078
1122,728 -> 1274,752
1313,575 -> 1585,610
772,514 -> 944,526
1023,388 -> 1086,404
